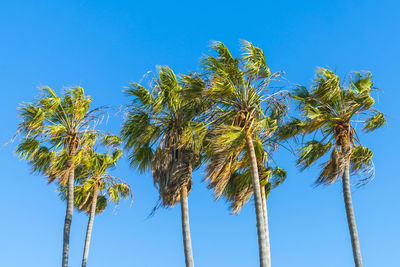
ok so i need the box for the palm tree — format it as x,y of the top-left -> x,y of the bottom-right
287,68 -> 386,267
66,142 -> 131,267
16,87 -> 106,267
200,40 -> 286,267
121,66 -> 205,267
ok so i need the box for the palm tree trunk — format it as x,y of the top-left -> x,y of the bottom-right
180,186 -> 194,267
245,135 -> 268,267
260,186 -> 271,266
342,163 -> 363,267
82,184 -> 99,267
62,168 -> 74,267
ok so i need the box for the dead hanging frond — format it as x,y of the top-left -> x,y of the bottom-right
151,137 -> 197,208
316,146 -> 352,186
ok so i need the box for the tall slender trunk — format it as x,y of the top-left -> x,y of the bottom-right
82,184 -> 99,267
245,135 -> 268,267
260,187 -> 271,266
342,163 -> 363,267
62,147 -> 76,267
180,186 -> 194,267
62,166 -> 75,267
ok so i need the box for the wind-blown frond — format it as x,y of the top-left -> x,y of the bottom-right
350,145 -> 374,184
241,40 -> 271,79
363,112 -> 386,132
297,141 -> 332,170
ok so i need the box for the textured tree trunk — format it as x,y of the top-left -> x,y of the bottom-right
62,167 -> 75,267
62,147 -> 76,267
245,135 -> 268,267
342,163 -> 363,267
260,187 -> 271,266
82,184 -> 99,267
180,186 -> 194,267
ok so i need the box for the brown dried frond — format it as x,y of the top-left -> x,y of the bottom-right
205,149 -> 243,200
151,142 -> 196,208
316,146 -> 352,185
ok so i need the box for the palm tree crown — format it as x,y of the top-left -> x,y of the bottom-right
16,87 -> 105,184
201,40 -> 286,196
290,68 -> 386,184
121,66 -> 204,208
72,148 -> 131,215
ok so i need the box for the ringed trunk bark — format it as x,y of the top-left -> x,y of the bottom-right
342,163 -> 363,267
260,187 -> 271,266
180,186 -> 194,267
245,135 -> 268,267
82,184 -> 99,267
62,155 -> 75,267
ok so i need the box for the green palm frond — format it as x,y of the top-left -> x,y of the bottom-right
241,40 -> 271,79
350,145 -> 374,183
363,112 -> 386,132
275,118 -> 304,140
313,68 -> 341,102
124,82 -> 156,109
223,169 -> 253,214
101,135 -> 122,148
270,167 -> 287,188
16,138 -> 40,160
352,71 -> 373,94
297,141 -> 332,170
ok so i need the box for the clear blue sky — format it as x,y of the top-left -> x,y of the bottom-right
1,0 -> 399,266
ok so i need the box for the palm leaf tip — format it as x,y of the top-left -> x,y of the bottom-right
240,39 -> 271,78
312,68 -> 341,101
363,112 -> 386,132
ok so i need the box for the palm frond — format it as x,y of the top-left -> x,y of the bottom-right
363,112 -> 386,132
297,141 -> 332,170
241,40 -> 270,79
